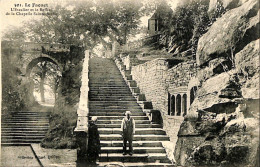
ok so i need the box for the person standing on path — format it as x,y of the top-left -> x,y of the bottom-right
121,111 -> 135,155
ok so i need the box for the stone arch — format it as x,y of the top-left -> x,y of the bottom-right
182,94 -> 187,116
25,55 -> 62,77
187,77 -> 200,109
170,95 -> 175,116
176,94 -> 181,116
190,86 -> 197,105
168,93 -> 171,115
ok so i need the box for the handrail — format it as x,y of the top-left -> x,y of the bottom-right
74,50 -> 90,132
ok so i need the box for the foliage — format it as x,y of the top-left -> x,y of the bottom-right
2,28 -> 34,114
158,1 -> 210,54
1,42 -> 34,114
31,61 -> 62,102
157,0 -> 226,56
41,104 -> 77,149
24,0 -> 144,48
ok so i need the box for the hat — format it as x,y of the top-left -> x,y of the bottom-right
125,111 -> 131,116
91,116 -> 98,122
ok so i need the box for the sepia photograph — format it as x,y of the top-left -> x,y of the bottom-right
0,0 -> 259,166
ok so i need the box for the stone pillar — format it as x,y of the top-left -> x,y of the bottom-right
74,50 -> 90,162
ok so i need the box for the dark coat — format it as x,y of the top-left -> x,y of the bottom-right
87,121 -> 100,161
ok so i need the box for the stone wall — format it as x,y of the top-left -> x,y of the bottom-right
131,58 -> 198,144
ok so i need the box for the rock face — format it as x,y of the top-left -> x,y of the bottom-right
196,0 -> 259,66
235,39 -> 259,99
175,103 -> 259,166
189,71 -> 241,114
175,2 -> 259,166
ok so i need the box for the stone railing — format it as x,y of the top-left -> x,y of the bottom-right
75,50 -> 90,132
114,57 -> 162,124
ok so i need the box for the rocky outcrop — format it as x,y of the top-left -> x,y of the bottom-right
197,0 -> 259,66
197,57 -> 233,82
235,39 -> 259,99
175,3 -> 259,165
189,71 -> 242,114
175,103 -> 259,166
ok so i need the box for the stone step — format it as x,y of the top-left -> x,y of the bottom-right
90,90 -> 131,93
97,162 -> 174,167
89,94 -> 133,97
2,135 -> 45,139
89,82 -> 127,85
89,84 -> 128,86
89,93 -> 133,96
2,120 -> 49,124
89,101 -> 140,104
97,120 -> 150,124
7,113 -> 49,116
89,112 -> 145,116
89,69 -> 120,71
96,116 -> 148,120
12,112 -> 50,116
89,79 -> 125,82
1,138 -> 43,143
2,129 -> 48,132
89,105 -> 141,109
89,98 -> 137,101
100,141 -> 163,147
3,119 -> 49,122
2,118 -> 49,122
90,93 -> 134,96
2,132 -> 46,136
101,147 -> 166,153
97,124 -> 161,129
100,134 -> 169,141
89,109 -> 143,112
90,87 -> 130,90
89,58 -> 172,165
99,153 -> 170,163
1,125 -> 49,128
89,106 -> 142,110
7,113 -> 49,118
1,143 -> 33,146
90,90 -> 132,93
1,122 -> 49,126
98,128 -> 166,135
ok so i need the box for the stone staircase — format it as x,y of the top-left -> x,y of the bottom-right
1,111 -> 50,146
89,57 -> 173,166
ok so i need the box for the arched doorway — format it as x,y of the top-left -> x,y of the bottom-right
176,94 -> 181,116
190,86 -> 197,105
182,94 -> 187,116
171,95 -> 175,116
27,57 -> 62,106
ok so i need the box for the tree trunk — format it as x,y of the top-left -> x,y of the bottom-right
40,75 -> 45,102
123,28 -> 127,45
40,62 -> 47,102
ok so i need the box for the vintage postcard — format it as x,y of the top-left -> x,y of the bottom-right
1,0 -> 259,167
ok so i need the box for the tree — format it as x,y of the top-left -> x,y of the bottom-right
31,61 -> 61,103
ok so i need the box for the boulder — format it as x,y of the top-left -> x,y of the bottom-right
235,39 -> 259,77
175,112 -> 259,166
241,72 -> 259,99
197,58 -> 233,82
197,0 -> 259,66
189,72 -> 241,114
